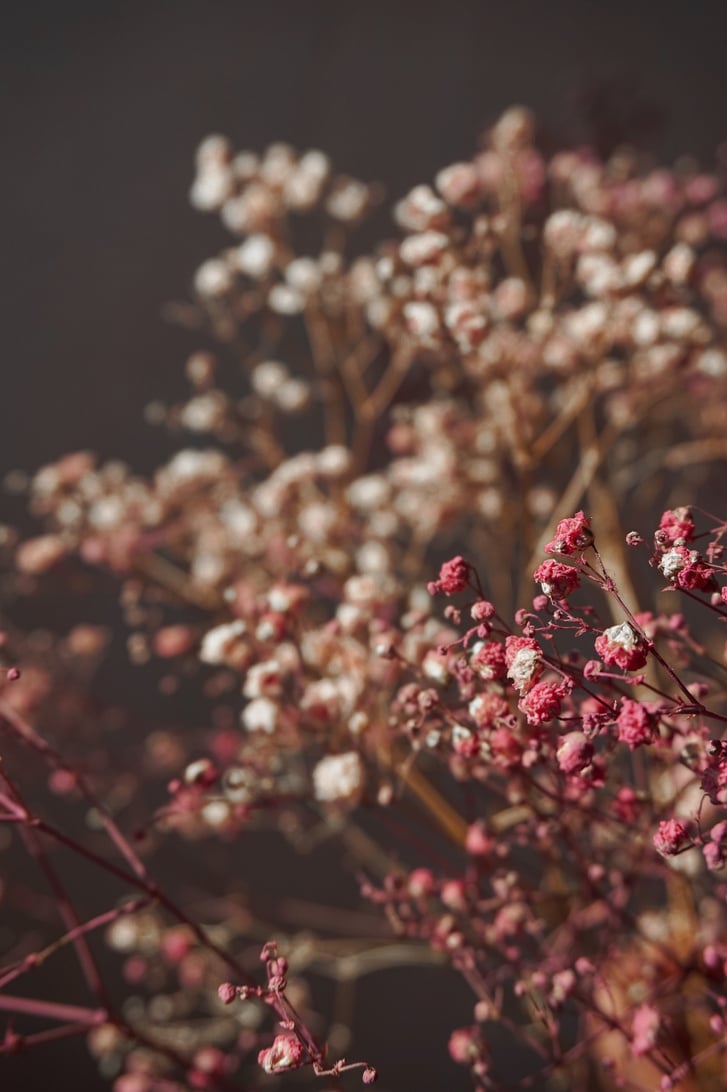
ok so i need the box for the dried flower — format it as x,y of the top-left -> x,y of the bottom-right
594,623 -> 648,671
258,1034 -> 305,1073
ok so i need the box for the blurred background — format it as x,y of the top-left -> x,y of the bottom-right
2,2 -> 727,1089
4,0 -> 727,475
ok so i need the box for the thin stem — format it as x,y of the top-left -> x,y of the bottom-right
0,994 -> 106,1025
1,770 -> 111,1011
0,897 -> 151,992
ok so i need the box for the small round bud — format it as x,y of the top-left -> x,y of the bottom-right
217,982 -> 237,1005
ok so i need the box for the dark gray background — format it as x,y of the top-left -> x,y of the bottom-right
2,3 -> 727,1089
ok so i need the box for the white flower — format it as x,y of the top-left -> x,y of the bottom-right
268,284 -> 304,315
241,697 -> 278,734
285,257 -> 321,294
159,449 -> 227,490
199,621 -> 246,666
326,180 -> 368,221
312,752 -> 364,803
189,166 -> 231,211
394,185 -> 446,231
316,445 -> 352,478
403,301 -> 440,344
243,659 -> 283,698
601,622 -> 639,650
659,549 -> 687,580
507,648 -> 543,694
235,235 -> 275,278
399,231 -> 448,266
194,258 -> 232,297
251,360 -> 288,398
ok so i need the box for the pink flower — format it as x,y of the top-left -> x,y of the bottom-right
533,559 -> 580,600
447,1026 -> 475,1061
407,868 -> 437,898
557,731 -> 593,776
658,544 -> 716,592
519,681 -> 565,726
544,511 -> 592,556
653,818 -> 689,857
594,623 -> 648,671
428,556 -> 471,596
217,982 -> 237,1005
441,879 -> 468,911
703,821 -> 727,871
470,599 -> 495,622
631,1003 -> 661,1056
468,691 -> 510,729
616,698 -> 656,749
465,821 -> 494,856
471,640 -> 507,680
612,786 -> 641,823
657,507 -> 695,545
701,745 -> 727,805
258,1034 -> 305,1074
448,1026 -> 480,1065
489,725 -> 522,768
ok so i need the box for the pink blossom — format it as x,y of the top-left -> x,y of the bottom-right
471,640 -> 507,680
407,868 -> 437,898
653,818 -> 689,857
557,731 -> 593,776
470,599 -> 495,623
594,623 -> 648,671
616,698 -> 656,749
658,544 -> 716,591
465,821 -> 494,856
703,821 -> 727,870
489,725 -> 522,768
631,1003 -> 661,1056
701,746 -> 727,805
657,507 -> 695,545
217,982 -> 237,1005
533,559 -> 580,600
441,879 -> 468,911
258,1034 -> 305,1074
612,786 -> 641,823
448,1026 -> 480,1065
451,724 -> 479,758
544,511 -> 593,556
519,681 -> 565,727
468,691 -> 510,729
428,556 -> 471,596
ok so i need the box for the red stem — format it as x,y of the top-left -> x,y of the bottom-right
0,994 -> 106,1025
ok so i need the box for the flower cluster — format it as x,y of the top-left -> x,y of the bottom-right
4,108 -> 727,1092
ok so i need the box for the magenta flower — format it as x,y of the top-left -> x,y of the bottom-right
594,623 -> 648,671
653,818 -> 689,857
428,555 -> 471,596
544,511 -> 592,556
